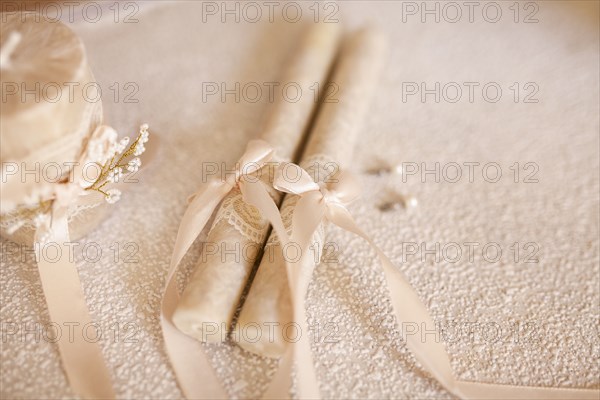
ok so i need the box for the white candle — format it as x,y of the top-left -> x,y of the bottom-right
0,13 -> 105,242
172,22 -> 342,343
235,27 -> 387,356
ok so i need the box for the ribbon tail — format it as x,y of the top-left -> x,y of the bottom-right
168,180 -> 230,272
289,196 -> 326,400
239,180 -> 289,247
35,208 -> 115,399
290,281 -> 322,400
240,180 -> 301,399
160,180 -> 231,399
327,203 -> 600,400
290,192 -> 326,255
262,195 -> 325,400
243,180 -> 324,399
263,288 -> 321,400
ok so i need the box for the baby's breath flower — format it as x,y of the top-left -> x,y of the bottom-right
105,189 -> 122,204
127,158 -> 141,173
140,129 -> 149,144
107,167 -> 124,183
133,142 -> 146,156
85,123 -> 149,203
115,137 -> 130,153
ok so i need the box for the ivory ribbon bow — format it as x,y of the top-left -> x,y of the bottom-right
33,161 -> 115,399
263,162 -> 599,400
161,140 -> 289,399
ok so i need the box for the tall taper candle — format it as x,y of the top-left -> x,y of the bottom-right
172,22 -> 341,343
235,27 -> 387,356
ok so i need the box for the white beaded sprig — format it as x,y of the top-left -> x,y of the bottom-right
85,124 -> 150,203
2,124 -> 150,236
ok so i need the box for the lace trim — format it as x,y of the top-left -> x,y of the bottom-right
0,199 -> 103,234
208,186 -> 271,244
207,155 -> 334,245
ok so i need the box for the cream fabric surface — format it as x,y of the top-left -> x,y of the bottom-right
1,1 -> 598,398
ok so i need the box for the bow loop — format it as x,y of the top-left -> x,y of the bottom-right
274,163 -> 320,195
273,163 -> 362,247
236,139 -> 274,175
274,163 -> 360,212
322,171 -> 361,205
186,140 -> 274,203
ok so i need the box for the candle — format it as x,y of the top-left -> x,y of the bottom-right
235,27 -> 387,356
172,22 -> 341,343
0,13 -> 105,244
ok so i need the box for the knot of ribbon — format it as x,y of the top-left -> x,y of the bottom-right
189,141 -> 271,202
172,140 -> 286,265
45,181 -> 83,228
274,162 -> 360,245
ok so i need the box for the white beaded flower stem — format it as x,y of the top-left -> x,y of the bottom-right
2,125 -> 149,234
85,124 -> 149,200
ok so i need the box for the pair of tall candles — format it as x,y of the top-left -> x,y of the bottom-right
173,23 -> 387,357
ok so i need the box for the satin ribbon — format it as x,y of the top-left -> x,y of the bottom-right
33,168 -> 115,399
161,140 -> 290,399
266,162 -> 599,400
28,123 -> 157,399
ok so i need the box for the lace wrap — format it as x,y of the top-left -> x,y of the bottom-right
207,165 -> 281,244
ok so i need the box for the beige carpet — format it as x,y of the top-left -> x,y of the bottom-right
1,1 -> 598,398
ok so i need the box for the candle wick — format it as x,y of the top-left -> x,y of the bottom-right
0,31 -> 22,70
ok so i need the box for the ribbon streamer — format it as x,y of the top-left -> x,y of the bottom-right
28,124 -> 155,399
267,162 -> 600,400
34,180 -> 115,399
160,140 -> 290,399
